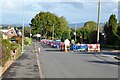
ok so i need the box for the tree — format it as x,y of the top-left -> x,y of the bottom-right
58,16 -> 71,39
24,26 -> 30,37
117,22 -> 120,36
30,12 -> 70,39
104,14 -> 118,45
0,31 -> 2,43
109,14 -> 118,34
82,21 -> 101,43
116,22 -> 120,49
61,31 -> 71,42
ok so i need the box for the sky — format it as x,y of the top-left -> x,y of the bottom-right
0,0 -> 119,25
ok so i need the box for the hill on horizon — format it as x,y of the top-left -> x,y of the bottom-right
1,23 -> 104,28
69,23 -> 104,28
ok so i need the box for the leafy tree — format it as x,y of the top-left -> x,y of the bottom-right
109,14 -> 118,34
30,12 -> 70,39
104,14 -> 118,45
116,22 -> 120,49
75,21 -> 102,43
70,21 -> 103,44
0,31 -> 2,44
24,26 -> 30,37
58,16 -> 71,39
82,21 -> 101,43
61,31 -> 71,42
117,22 -> 120,36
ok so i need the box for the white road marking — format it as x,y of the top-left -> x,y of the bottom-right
34,43 -> 46,80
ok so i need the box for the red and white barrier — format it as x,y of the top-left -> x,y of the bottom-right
88,44 -> 100,52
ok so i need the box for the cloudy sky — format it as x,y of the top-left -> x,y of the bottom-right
0,0 -> 119,25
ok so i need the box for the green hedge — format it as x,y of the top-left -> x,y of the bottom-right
101,44 -> 118,50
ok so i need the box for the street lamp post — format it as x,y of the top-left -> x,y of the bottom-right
29,26 -> 31,39
97,0 -> 101,44
22,0 -> 24,53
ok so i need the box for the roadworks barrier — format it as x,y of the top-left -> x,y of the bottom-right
63,44 -> 101,52
88,44 -> 100,52
41,39 -> 101,52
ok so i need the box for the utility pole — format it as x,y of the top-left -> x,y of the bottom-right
52,24 -> 54,40
73,23 -> 76,43
97,0 -> 101,44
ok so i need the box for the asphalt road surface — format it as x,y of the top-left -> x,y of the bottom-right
2,42 -> 119,79
36,42 -> 119,78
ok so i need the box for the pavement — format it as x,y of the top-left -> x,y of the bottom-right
101,48 -> 120,60
2,44 -> 40,79
101,48 -> 120,52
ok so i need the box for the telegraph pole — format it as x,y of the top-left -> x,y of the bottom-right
52,24 -> 54,40
97,0 -> 101,44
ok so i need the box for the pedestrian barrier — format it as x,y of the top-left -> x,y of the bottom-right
50,42 -> 54,47
77,44 -> 88,51
88,44 -> 100,52
41,39 -> 47,43
53,41 -> 60,48
70,44 -> 88,51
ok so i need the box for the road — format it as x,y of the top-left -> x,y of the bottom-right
36,42 -> 119,78
2,42 -> 119,79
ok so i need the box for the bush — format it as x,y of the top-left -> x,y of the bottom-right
0,45 -> 7,66
11,43 -> 21,52
24,37 -> 32,45
101,44 -> 118,49
11,42 -> 22,59
15,45 -> 22,59
2,39 -> 11,60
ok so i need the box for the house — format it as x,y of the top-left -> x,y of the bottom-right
0,26 -> 22,39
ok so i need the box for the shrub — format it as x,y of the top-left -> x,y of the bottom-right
15,45 -> 22,59
24,37 -> 32,45
2,39 -> 11,60
11,43 -> 21,52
